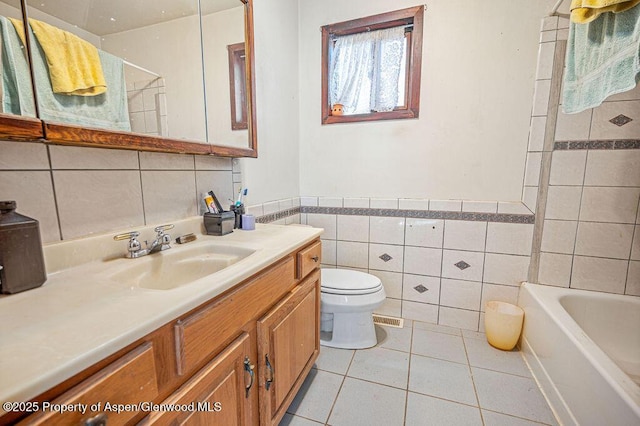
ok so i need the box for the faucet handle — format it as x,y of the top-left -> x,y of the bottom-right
113,231 -> 142,258
154,224 -> 174,234
113,231 -> 140,241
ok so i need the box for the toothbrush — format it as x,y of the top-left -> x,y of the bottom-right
235,188 -> 248,206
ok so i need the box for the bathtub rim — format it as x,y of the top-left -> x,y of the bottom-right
518,282 -> 640,420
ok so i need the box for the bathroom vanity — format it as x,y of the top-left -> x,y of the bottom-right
0,220 -> 322,425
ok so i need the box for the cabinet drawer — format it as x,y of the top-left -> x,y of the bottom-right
176,257 -> 295,376
296,241 -> 321,279
20,343 -> 158,426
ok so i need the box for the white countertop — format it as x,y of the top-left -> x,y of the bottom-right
0,219 -> 322,411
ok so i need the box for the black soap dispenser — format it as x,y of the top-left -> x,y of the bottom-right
0,201 -> 47,294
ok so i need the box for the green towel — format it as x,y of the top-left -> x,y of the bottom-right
26,22 -> 131,131
0,15 -> 37,117
562,4 -> 640,113
0,16 -> 130,131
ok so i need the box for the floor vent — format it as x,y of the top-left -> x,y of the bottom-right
372,314 -> 404,328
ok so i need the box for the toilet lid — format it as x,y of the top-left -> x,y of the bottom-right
321,268 -> 383,295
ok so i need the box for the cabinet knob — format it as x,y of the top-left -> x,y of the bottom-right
84,412 -> 107,426
311,255 -> 319,262
244,357 -> 255,398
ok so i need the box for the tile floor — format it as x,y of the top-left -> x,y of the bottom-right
280,321 -> 557,426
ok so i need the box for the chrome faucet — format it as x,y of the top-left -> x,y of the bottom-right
113,224 -> 174,258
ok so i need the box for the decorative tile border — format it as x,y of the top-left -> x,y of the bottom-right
300,206 -> 534,224
555,139 -> 640,150
256,207 -> 301,223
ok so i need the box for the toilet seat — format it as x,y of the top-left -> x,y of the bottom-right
321,268 -> 382,295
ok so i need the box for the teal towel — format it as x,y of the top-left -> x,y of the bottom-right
0,16 -> 36,117
0,16 -> 130,131
562,4 -> 640,113
27,22 -> 131,131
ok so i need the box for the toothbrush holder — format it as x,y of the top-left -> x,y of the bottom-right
230,203 -> 245,229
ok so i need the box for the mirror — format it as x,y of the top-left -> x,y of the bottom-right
0,0 -> 256,156
201,1 -> 248,149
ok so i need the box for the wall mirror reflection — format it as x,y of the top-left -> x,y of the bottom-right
0,0 -> 256,156
200,1 -> 249,149
20,0 -> 208,143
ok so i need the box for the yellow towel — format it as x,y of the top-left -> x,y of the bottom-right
570,0 -> 640,23
8,17 -> 106,96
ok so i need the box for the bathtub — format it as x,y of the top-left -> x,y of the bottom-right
518,283 -> 640,426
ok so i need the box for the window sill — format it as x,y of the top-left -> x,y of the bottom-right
322,108 -> 418,125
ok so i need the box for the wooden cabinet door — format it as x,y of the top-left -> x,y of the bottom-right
257,270 -> 320,426
144,333 -> 254,426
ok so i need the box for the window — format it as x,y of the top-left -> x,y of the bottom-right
321,6 -> 424,124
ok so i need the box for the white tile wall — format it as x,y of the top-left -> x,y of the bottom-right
549,150 -> 587,185
571,256 -> 628,294
370,198 -> 398,209
526,16 -> 640,299
442,250 -> 485,282
528,117 -> 547,152
584,150 -> 640,187
336,241 -> 368,269
545,186 -> 582,220
399,198 -> 429,210
307,214 -> 337,239
429,200 -> 462,211
369,243 -> 404,273
443,221 -> 487,252
343,197 -> 369,208
404,246 -> 443,277
402,301 -> 438,323
405,219 -> 444,248
538,252 -> 572,287
337,215 -> 369,242
370,217 -> 405,245
482,253 -> 530,286
370,270 -> 403,299
626,261 -> 640,296
440,279 -> 482,311
486,223 -> 534,256
461,201 -> 497,214
438,307 -> 479,330
574,222 -> 634,260
402,274 -> 440,305
318,197 -> 343,207
554,109 -> 592,141
590,101 -> 640,140
541,220 -> 578,254
579,187 -> 640,223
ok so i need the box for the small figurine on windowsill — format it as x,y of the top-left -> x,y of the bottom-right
331,103 -> 344,115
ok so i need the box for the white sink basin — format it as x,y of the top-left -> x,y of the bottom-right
109,243 -> 256,290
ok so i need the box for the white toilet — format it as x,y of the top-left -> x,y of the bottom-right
320,268 -> 386,349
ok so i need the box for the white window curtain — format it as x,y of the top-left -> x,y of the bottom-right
329,26 -> 406,115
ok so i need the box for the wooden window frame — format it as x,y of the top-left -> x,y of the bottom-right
227,42 -> 248,130
321,6 -> 424,125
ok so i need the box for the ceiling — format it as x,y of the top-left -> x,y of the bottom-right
5,0 -> 241,36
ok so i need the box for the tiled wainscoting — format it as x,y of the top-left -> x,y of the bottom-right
295,197 -> 535,332
0,142 -> 235,242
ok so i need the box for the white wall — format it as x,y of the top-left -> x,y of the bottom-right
298,0 -> 555,201
242,0 -> 300,205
